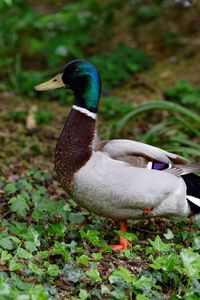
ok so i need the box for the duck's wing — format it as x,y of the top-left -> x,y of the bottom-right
100,139 -> 187,163
100,139 -> 200,176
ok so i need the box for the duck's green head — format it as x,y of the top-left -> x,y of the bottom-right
34,60 -> 101,113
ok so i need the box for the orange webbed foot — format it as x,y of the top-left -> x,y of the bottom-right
109,237 -> 131,251
109,220 -> 131,251
143,208 -> 152,215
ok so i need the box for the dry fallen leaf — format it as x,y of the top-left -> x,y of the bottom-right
26,106 -> 37,133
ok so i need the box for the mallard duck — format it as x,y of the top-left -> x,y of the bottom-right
34,60 -> 200,250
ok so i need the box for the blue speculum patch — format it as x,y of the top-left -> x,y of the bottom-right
152,162 -> 169,170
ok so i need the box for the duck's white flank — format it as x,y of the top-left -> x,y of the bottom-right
73,151 -> 190,220
72,105 -> 97,119
187,195 -> 200,207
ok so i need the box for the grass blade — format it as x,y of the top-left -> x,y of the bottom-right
116,101 -> 200,133
163,146 -> 200,157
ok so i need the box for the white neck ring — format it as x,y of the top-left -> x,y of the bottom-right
72,105 -> 97,120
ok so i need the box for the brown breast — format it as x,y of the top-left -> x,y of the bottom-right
55,108 -> 96,194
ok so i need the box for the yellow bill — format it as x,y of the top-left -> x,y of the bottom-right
34,73 -> 64,91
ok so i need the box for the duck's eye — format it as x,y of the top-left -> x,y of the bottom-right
75,68 -> 79,73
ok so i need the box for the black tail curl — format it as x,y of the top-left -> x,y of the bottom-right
182,173 -> 200,214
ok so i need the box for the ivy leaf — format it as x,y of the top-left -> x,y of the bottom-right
10,236 -> 21,245
101,284 -> 110,295
16,179 -> 33,192
17,248 -> 32,259
111,288 -> 127,299
0,237 -> 13,250
0,280 -> 10,296
28,261 -> 44,275
67,268 -> 84,283
8,194 -> 29,217
4,182 -> 16,195
67,240 -> 78,254
9,260 -> 24,271
133,275 -> 160,295
92,253 -> 103,260
10,273 -> 32,291
79,289 -> 89,300
24,241 -> 38,252
79,229 -> 102,246
164,229 -> 174,240
47,223 -> 65,238
25,228 -> 40,247
181,249 -> 200,278
109,266 -> 133,284
76,255 -> 89,266
150,254 -> 180,272
195,215 -> 200,228
62,262 -> 84,283
47,264 -> 60,277
1,250 -> 12,262
35,251 -> 49,259
115,230 -> 137,242
148,236 -> 172,252
32,170 -> 45,181
193,238 -> 200,250
69,212 -> 86,224
86,268 -> 102,283
53,241 -> 72,261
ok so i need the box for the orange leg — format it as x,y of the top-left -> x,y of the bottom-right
109,220 -> 131,251
143,208 -> 152,215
